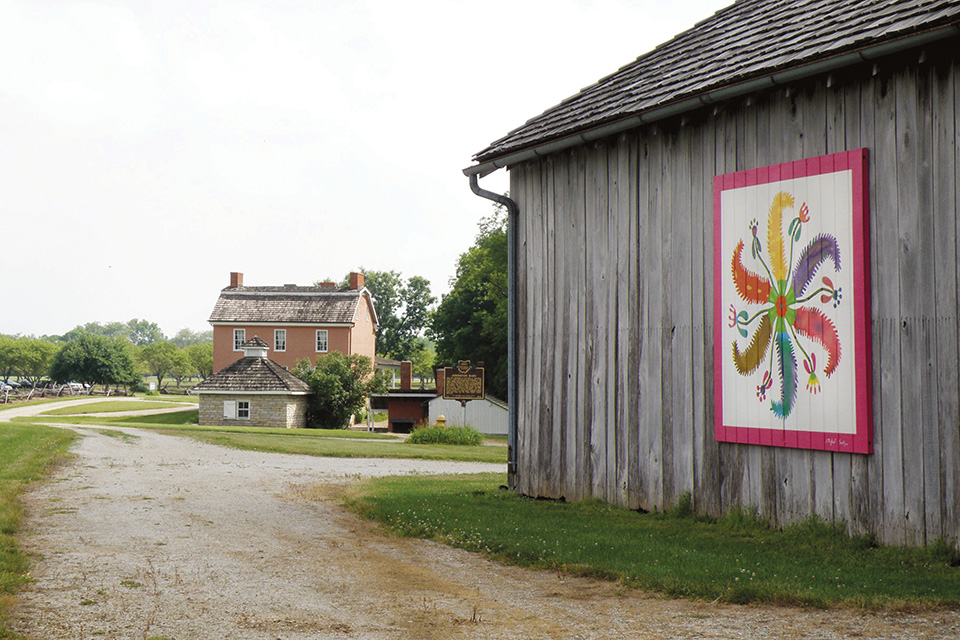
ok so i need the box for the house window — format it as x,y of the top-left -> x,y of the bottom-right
233,328 -> 245,351
237,400 -> 250,419
275,329 -> 286,352
316,329 -> 328,353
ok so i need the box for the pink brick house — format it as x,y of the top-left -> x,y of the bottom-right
208,272 -> 378,373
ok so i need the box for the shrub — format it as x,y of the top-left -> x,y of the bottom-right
292,353 -> 388,429
407,424 -> 484,446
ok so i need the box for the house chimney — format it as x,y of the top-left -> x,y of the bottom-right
435,367 -> 445,397
319,281 -> 337,290
230,272 -> 243,288
349,271 -> 365,290
400,361 -> 412,390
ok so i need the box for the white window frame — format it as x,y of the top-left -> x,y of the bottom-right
274,329 -> 286,352
316,329 -> 328,353
237,400 -> 250,420
233,328 -> 245,351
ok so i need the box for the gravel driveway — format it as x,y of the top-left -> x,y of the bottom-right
9,404 -> 960,639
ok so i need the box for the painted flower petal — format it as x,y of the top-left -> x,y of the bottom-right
732,315 -> 773,375
771,332 -> 798,419
792,234 -> 841,298
731,240 -> 772,304
794,307 -> 841,376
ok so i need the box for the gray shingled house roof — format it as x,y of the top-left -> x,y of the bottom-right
209,284 -> 375,326
194,338 -> 311,394
471,0 -> 960,168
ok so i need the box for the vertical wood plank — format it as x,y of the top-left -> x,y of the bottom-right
638,129 -> 664,510
939,57 -> 960,544
615,134 -> 632,506
546,154 -> 565,500
874,66 -> 905,545
673,125 -> 695,504
660,128 -> 677,506
512,163 -> 531,495
606,142 -> 620,504
573,148 -> 591,499
627,132 -> 643,510
896,64 -> 928,546
695,111 -> 722,517
586,145 -> 608,499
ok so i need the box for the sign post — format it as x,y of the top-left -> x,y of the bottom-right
442,360 -> 484,426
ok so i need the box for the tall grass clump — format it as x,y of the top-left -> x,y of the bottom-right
407,424 -> 484,446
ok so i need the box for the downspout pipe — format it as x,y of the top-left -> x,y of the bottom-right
468,174 -> 519,480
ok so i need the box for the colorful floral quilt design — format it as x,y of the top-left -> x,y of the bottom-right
728,191 -> 842,418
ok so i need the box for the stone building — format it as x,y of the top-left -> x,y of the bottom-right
194,337 -> 311,428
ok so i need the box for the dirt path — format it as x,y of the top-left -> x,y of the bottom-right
9,411 -> 960,639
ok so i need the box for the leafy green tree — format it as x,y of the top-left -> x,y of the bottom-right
356,269 -> 436,361
171,328 -> 213,348
409,339 -> 436,387
429,203 -> 508,399
184,342 -> 214,379
292,353 -> 388,429
126,319 -> 166,346
0,336 -> 16,381
138,341 -> 180,388
13,338 -> 58,385
48,335 -> 138,389
169,349 -> 195,388
59,321 -> 129,343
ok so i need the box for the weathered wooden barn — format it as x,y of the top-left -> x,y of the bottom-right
465,0 -> 960,546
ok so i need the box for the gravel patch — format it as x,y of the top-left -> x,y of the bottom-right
8,409 -> 960,639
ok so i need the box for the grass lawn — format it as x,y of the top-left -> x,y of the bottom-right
0,424 -> 76,638
344,473 -> 960,610
40,400 -> 190,415
161,430 -> 506,463
13,413 -> 506,464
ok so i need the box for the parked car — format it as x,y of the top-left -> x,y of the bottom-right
4,379 -> 20,388
0,383 -> 12,392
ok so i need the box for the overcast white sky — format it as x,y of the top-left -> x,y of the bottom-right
1,0 -> 731,338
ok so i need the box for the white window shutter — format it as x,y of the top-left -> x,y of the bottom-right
223,400 -> 237,419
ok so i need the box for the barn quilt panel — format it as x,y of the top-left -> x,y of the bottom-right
713,149 -> 872,453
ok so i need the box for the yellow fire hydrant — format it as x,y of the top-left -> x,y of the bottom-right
434,415 -> 447,428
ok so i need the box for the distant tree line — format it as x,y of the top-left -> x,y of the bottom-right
0,320 -> 213,391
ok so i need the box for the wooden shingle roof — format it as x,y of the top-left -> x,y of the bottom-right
194,353 -> 311,394
472,0 -> 960,165
209,285 -> 366,325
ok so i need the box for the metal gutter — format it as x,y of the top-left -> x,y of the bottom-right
463,23 -> 960,178
468,174 -> 519,480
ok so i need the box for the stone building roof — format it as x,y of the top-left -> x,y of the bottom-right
194,348 -> 311,394
472,0 -> 960,165
208,284 -> 372,325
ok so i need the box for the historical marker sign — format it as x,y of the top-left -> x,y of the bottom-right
443,360 -> 485,401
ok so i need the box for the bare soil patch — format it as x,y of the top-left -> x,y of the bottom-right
11,424 -> 960,639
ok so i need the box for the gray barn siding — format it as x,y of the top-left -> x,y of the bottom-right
508,50 -> 960,545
